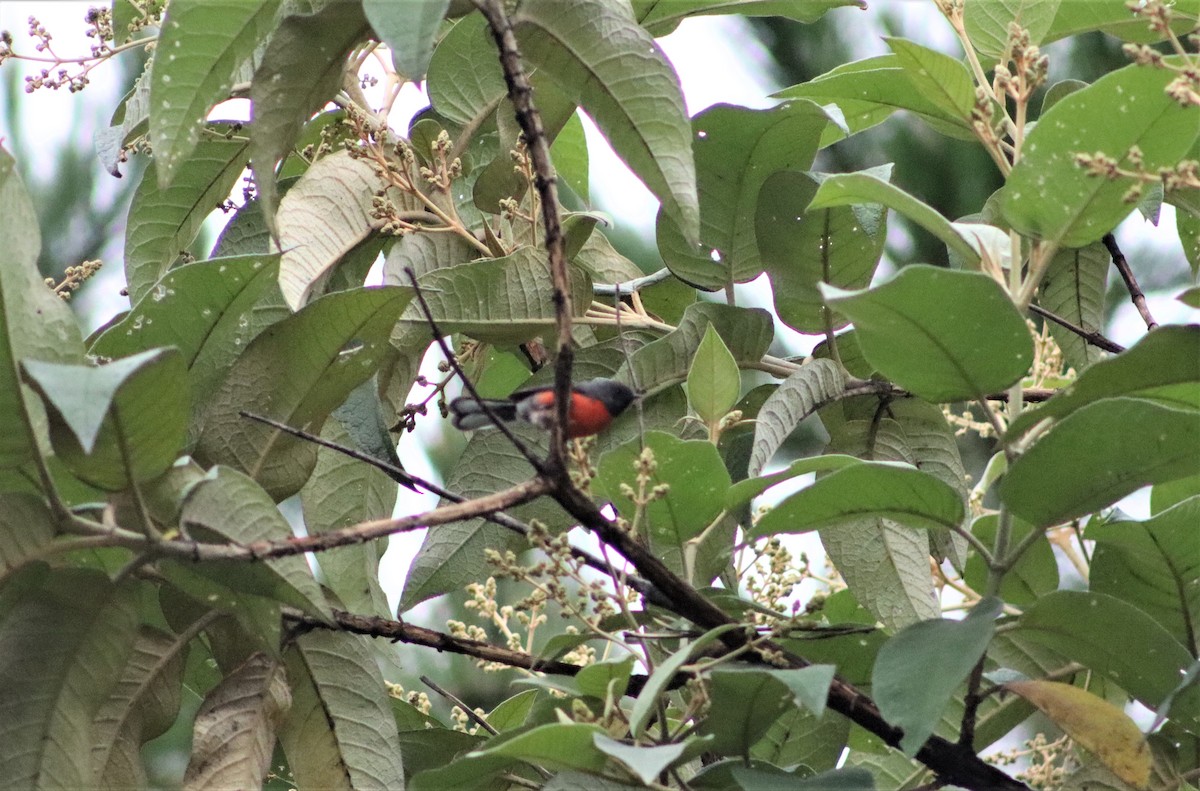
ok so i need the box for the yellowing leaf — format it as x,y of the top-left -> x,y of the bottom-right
1005,680 -> 1150,789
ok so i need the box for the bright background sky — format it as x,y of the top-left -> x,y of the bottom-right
1,2 -> 1195,622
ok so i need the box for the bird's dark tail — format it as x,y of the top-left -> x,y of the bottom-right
448,397 -> 518,431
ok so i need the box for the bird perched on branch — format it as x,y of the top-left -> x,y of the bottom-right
448,378 -> 636,438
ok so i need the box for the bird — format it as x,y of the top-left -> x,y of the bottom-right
448,378 -> 637,438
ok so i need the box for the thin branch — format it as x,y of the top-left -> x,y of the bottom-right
420,675 -> 500,735
1028,304 -> 1125,354
238,410 -> 662,599
1104,232 -> 1158,331
593,267 -> 675,296
472,0 -> 574,469
403,267 -> 545,472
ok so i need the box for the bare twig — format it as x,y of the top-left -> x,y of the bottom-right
403,266 -> 545,472
420,675 -> 500,736
1104,232 -> 1158,331
1028,304 -> 1125,354
472,0 -> 574,469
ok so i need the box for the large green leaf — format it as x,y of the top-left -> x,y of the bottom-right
885,37 -> 975,122
808,171 -> 979,265
182,653 -> 290,789
299,419 -> 395,617
1015,591 -> 1198,729
426,13 -> 506,127
124,136 -> 250,303
688,324 -> 741,425
90,254 -> 286,419
278,150 -> 412,310
514,0 -> 699,244
655,101 -> 834,290
596,431 -> 732,580
1037,242 -> 1110,372
751,462 -> 964,539
23,349 -> 188,491
278,629 -> 405,790
249,1 -> 371,238
774,55 -> 975,144
963,0 -> 1060,57
1042,0 -> 1200,45
699,669 -> 800,756
1001,61 -> 1200,247
400,247 -> 591,345
150,0 -> 280,186
1088,498 -> 1200,652
0,570 -> 140,789
1006,325 -> 1200,437
468,723 -> 608,773
364,0 -> 449,80
822,266 -> 1032,402
872,598 -> 1002,755
747,359 -> 846,478
195,287 -> 410,500
180,465 -> 332,619
91,626 -> 188,788
757,168 -> 888,334
633,0 -> 864,35
1002,398 -> 1200,528
0,493 -> 56,578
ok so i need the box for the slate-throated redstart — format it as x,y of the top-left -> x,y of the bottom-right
448,378 -> 636,438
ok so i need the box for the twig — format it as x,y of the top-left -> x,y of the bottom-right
1028,304 -> 1124,354
403,267 -> 545,472
593,267 -> 675,296
1104,232 -> 1158,331
420,675 -> 500,735
959,655 -> 987,748
472,0 -> 574,469
238,410 -> 662,599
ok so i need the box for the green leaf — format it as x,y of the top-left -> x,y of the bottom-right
1087,497 -> 1200,648
701,669 -> 799,756
628,623 -> 741,738
196,287 -> 410,501
514,0 -> 699,244
0,493 -> 56,578
486,689 -> 540,733
751,462 -> 965,539
1177,209 -> 1200,278
1015,591 -> 1198,729
1002,398 -> 1200,528
822,265 -> 1033,402
964,515 -> 1058,607
963,0 -> 1060,57
23,349 -> 188,490
733,766 -> 876,791
91,626 -> 188,788
90,254 -> 286,421
183,653 -> 290,789
278,629 -> 406,790
278,150 -> 412,310
95,65 -> 151,177
757,168 -> 888,334
364,0 -> 449,80
656,101 -> 835,289
384,227 -> 479,284
181,465 -> 332,619
747,359 -> 847,478
427,13 -> 506,127
1042,0 -> 1199,45
593,734 -> 690,786
633,0 -> 865,35
774,55 -> 975,144
0,569 -> 140,789
728,454 -> 863,512
885,38 -> 975,122
150,0 -> 280,186
468,722 -> 608,773
124,136 -> 250,303
249,2 -> 371,238
770,665 -> 837,719
1037,242 -> 1110,371
1001,61 -> 1200,247
400,247 -> 591,345
624,303 -> 773,394
872,598 -> 1002,755
576,656 -> 635,700
596,431 -> 732,579
1006,325 -> 1200,437
751,706 -> 849,772
688,323 -> 741,424
808,171 -> 979,265
299,419 -> 395,617
572,229 -> 644,285
552,111 -> 590,201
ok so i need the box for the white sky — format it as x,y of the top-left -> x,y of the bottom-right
1,2 -> 1195,611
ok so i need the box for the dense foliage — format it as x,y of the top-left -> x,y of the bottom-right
0,1 -> 1198,789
